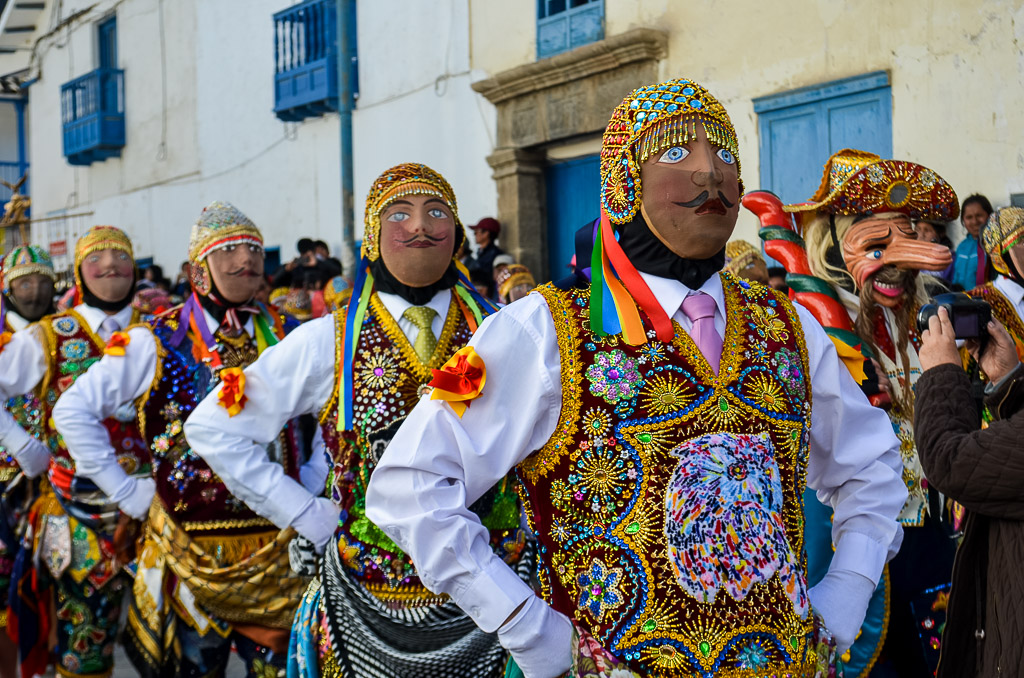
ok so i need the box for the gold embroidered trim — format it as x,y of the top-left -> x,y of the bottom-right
370,292 -> 463,380
180,516 -> 277,532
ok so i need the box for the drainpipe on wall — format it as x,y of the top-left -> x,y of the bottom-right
337,0 -> 357,275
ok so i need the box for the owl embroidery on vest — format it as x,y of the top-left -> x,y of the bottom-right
664,431 -> 809,617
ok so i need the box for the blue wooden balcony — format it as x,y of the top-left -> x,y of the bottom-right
274,0 -> 338,122
60,67 -> 125,166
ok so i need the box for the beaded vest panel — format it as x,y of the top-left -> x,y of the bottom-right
319,295 -> 524,599
140,315 -> 301,535
39,310 -> 149,496
518,274 -> 817,676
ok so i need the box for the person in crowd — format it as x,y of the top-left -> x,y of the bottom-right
184,164 -> 522,677
0,226 -> 148,678
281,288 -> 314,323
366,79 -> 905,677
723,239 -> 769,284
0,245 -> 57,678
321,275 -> 351,313
173,260 -> 191,296
952,194 -> 994,290
313,239 -> 343,279
766,265 -> 789,293
495,262 -> 536,304
968,206 -> 1024,354
131,286 -> 172,315
138,263 -> 169,291
916,219 -> 955,285
53,202 -> 317,676
916,306 -> 1024,676
467,217 -> 505,284
273,238 -> 317,289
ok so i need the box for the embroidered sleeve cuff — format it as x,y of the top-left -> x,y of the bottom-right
449,556 -> 534,633
831,530 -> 889,585
289,495 -> 340,551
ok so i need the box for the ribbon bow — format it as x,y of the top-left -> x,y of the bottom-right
217,367 -> 248,417
104,331 -> 131,356
428,346 -> 486,417
0,331 -> 12,354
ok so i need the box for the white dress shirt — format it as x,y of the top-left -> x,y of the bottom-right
5,309 -> 30,332
994,275 -> 1024,324
0,309 -> 50,476
183,289 -> 451,547
0,304 -> 132,477
364,272 -> 907,635
53,309 -> 329,520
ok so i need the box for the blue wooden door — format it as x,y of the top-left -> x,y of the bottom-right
755,72 -> 892,205
545,154 -> 600,281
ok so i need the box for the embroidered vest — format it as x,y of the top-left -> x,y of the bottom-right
969,282 -> 1024,359
138,314 -> 301,536
38,310 -> 149,499
519,274 -> 817,676
319,294 -> 524,601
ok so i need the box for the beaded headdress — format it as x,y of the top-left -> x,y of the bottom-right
322,275 -> 351,312
74,225 -> 134,301
340,162 -> 495,430
982,206 -> 1024,276
362,163 -> 461,262
2,245 -> 56,294
724,240 -> 764,276
187,201 -> 263,296
591,78 -> 740,345
784,149 -> 959,223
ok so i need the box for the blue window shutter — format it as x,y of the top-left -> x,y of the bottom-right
755,72 -> 892,205
544,154 -> 601,279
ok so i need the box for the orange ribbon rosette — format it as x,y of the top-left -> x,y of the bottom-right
218,367 -> 248,417
0,331 -> 12,354
428,346 -> 486,417
104,331 -> 131,356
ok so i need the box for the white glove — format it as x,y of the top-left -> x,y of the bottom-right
11,435 -> 51,478
808,569 -> 877,654
290,496 -> 341,554
497,594 -> 573,678
110,476 -> 157,520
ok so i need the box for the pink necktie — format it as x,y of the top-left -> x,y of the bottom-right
682,293 -> 723,374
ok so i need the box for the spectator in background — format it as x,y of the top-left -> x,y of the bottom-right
767,265 -> 789,293
495,263 -> 536,304
723,239 -> 769,285
467,217 -> 505,285
272,238 -> 315,288
313,240 -> 343,279
173,261 -> 191,297
952,194 -> 994,290
137,264 -> 168,291
915,219 -> 955,286
254,273 -> 272,306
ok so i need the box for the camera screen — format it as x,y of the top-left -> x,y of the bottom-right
953,314 -> 980,338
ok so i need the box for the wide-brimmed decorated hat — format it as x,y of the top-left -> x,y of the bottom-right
784,149 -> 959,224
2,244 -> 56,294
601,78 -> 741,225
982,206 -> 1024,276
74,225 -> 134,300
724,239 -> 764,276
362,163 -> 462,262
187,201 -> 263,296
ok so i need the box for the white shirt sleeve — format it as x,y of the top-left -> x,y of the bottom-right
0,406 -> 50,478
183,315 -> 338,534
366,292 -> 563,632
796,303 -> 907,584
52,327 -> 158,509
0,325 -> 47,399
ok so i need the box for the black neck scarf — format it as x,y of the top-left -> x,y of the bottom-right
369,258 -> 459,306
616,212 -> 725,290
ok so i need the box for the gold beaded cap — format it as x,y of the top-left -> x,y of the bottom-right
601,78 -> 741,225
724,240 -> 764,276
982,207 -> 1024,275
74,225 -> 134,295
362,163 -> 461,262
188,200 -> 263,265
784,149 -> 959,223
2,245 -> 56,293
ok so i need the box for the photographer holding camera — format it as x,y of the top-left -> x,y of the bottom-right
916,305 -> 1024,676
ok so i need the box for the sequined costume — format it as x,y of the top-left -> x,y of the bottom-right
971,207 -> 1024,357
53,203 -> 312,677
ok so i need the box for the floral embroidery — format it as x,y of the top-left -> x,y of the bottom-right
358,351 -> 399,392
60,338 -> 90,360
772,347 -> 806,399
53,316 -> 80,336
664,431 -> 808,614
640,373 -> 691,416
748,305 -> 790,343
736,640 -> 770,669
577,560 -> 624,621
639,341 -> 670,364
744,372 -> 787,412
572,444 -> 629,516
581,407 -> 612,439
586,350 -> 642,404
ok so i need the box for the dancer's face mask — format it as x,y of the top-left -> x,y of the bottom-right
638,124 -> 741,260
207,242 -> 265,304
842,213 -> 951,308
378,193 -> 456,288
81,248 -> 134,304
8,273 -> 55,321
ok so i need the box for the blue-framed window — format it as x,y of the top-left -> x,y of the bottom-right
537,0 -> 603,60
273,0 -> 358,122
60,15 -> 125,166
754,71 -> 892,205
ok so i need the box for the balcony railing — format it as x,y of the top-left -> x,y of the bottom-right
60,67 -> 125,166
274,0 -> 338,122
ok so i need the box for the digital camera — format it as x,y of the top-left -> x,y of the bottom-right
916,292 -> 992,339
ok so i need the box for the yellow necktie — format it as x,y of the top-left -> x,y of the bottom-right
403,306 -> 438,363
